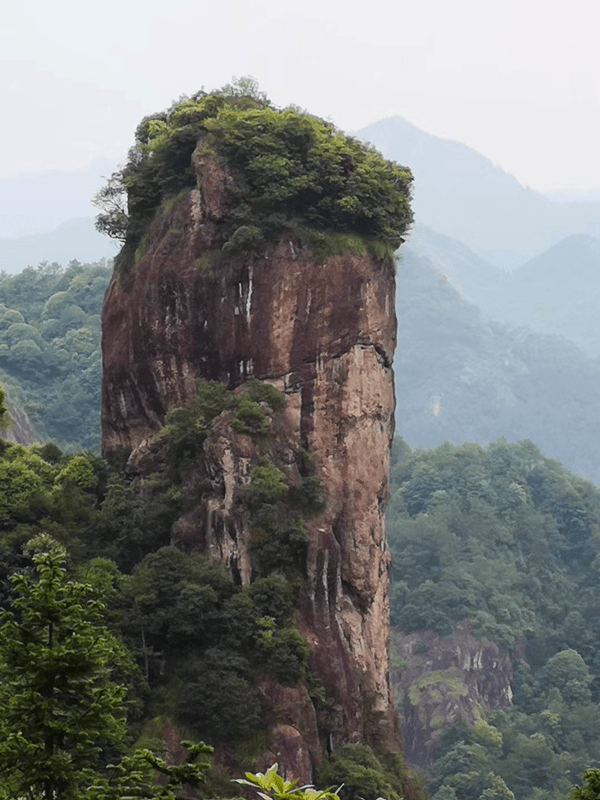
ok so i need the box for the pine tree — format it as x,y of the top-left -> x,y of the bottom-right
0,535 -> 212,799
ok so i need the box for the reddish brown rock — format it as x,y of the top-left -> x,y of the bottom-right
102,152 -> 399,779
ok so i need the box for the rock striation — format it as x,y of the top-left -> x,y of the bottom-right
391,621 -> 517,765
102,149 -> 399,779
3,391 -> 39,446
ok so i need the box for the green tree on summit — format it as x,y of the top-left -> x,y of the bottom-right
95,78 -> 413,278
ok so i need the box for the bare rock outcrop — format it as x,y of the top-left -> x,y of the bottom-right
102,151 -> 398,779
2,391 -> 39,446
392,621 -> 516,766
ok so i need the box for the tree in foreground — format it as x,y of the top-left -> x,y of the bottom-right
573,770 -> 600,800
0,534 -> 212,799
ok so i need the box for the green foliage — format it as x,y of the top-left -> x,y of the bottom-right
249,503 -> 309,577
256,618 -> 310,684
177,650 -> 263,743
231,381 -> 287,436
0,367 -> 324,775
573,770 -> 600,800
242,451 -> 326,578
0,535 -> 131,798
0,535 -> 216,799
249,575 -> 297,623
388,437 -> 600,649
390,438 -> 600,799
202,104 -> 412,247
122,543 -> 308,741
124,546 -> 235,672
231,396 -> 270,436
84,740 -> 214,800
0,260 -> 111,451
246,459 -> 289,506
162,380 -> 287,473
317,743 -> 404,800
0,383 -> 11,432
308,229 -> 395,264
237,762 -> 341,800
288,474 -> 327,514
95,80 -> 413,279
161,380 -> 230,474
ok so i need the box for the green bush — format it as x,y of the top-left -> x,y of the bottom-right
244,379 -> 287,412
288,474 -> 326,514
250,575 -> 296,623
245,460 -> 288,507
255,618 -> 310,685
249,505 -> 308,576
231,396 -> 269,437
176,650 -> 263,743
95,80 -> 413,279
317,744 -> 404,800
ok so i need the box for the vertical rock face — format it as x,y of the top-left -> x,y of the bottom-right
102,152 -> 398,776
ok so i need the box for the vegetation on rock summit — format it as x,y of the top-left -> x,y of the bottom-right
95,78 -> 413,275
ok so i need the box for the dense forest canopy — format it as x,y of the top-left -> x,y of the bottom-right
0,259 -> 110,450
388,438 -> 600,800
0,377 -> 419,799
95,78 -> 413,276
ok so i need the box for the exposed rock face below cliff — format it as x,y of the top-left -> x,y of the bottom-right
3,392 -> 39,446
392,621 -> 514,766
101,182 -> 398,778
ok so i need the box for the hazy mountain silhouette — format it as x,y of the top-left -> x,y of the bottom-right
0,218 -> 117,274
395,247 -> 600,482
499,235 -> 600,357
0,158 -> 115,238
359,117 -> 600,269
405,224 -> 505,307
407,225 -> 600,359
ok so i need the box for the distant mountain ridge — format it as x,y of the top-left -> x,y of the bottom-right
359,116 -> 600,268
395,247 -> 600,483
407,225 -> 600,359
0,218 -> 116,274
0,158 -> 115,237
405,223 -> 505,306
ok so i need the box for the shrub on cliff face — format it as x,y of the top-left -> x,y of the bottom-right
95,77 -> 413,276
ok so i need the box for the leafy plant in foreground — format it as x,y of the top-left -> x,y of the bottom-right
236,762 -> 341,800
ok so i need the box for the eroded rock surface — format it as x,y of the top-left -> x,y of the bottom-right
391,621 -> 516,765
3,392 -> 39,446
102,153 -> 398,779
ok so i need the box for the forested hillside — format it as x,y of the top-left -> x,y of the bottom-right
0,260 -> 110,450
407,227 -> 600,360
395,248 -> 600,483
0,397 -> 420,799
388,437 -> 600,799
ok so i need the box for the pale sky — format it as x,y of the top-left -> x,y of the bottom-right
3,0 -> 600,193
